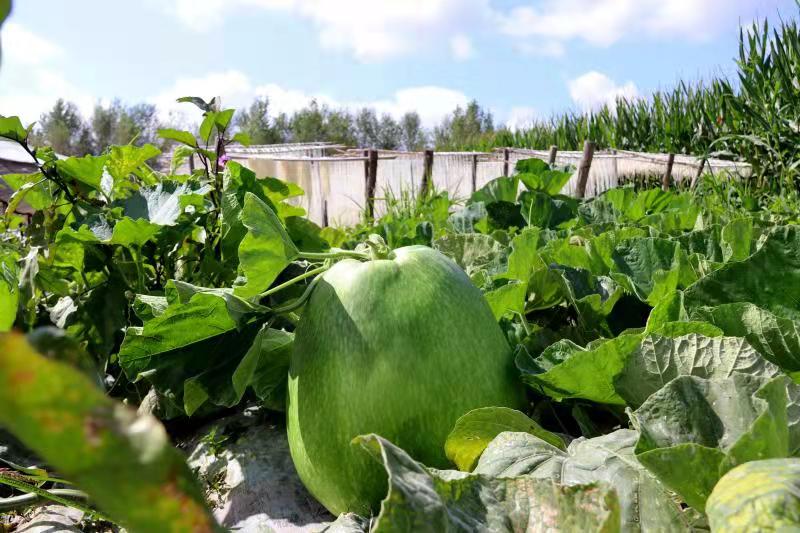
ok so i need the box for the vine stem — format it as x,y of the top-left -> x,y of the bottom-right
298,250 -> 369,261
0,489 -> 88,511
0,474 -> 112,522
271,274 -> 323,314
260,265 -> 328,299
17,141 -> 77,204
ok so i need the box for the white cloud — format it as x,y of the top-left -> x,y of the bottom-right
505,106 -> 538,131
568,71 -> 638,112
150,70 -> 255,121
365,86 -> 471,127
496,0 -> 763,50
161,0 -> 489,61
0,24 -> 95,122
150,70 -> 470,128
450,34 -> 474,61
515,40 -> 565,58
3,23 -> 63,65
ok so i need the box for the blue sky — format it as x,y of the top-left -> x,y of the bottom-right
0,0 -> 795,129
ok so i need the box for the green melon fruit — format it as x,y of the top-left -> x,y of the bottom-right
287,245 -> 526,515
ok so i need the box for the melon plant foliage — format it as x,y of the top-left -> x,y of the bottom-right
3,88 -> 800,531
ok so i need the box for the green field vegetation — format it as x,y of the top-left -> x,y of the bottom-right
6,2 -> 800,532
3,100 -> 800,529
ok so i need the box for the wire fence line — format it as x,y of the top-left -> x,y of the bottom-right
225,143 -> 752,227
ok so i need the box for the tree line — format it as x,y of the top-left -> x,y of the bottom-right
28,97 -> 498,157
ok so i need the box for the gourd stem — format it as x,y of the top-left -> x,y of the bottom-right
272,275 -> 323,314
298,250 -> 369,261
260,265 -> 328,299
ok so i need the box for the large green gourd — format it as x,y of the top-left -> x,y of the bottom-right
287,246 -> 525,515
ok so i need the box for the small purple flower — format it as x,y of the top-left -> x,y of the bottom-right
219,155 -> 231,167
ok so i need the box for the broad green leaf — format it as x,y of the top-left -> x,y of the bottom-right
587,227 -> 648,274
445,407 -> 565,471
485,200 -> 525,229
234,192 -> 298,298
53,215 -> 158,261
215,108 -> 235,129
647,320 -> 722,338
614,334 -> 781,408
285,216 -> 329,252
612,237 -> 696,304
0,251 -> 18,331
470,176 -> 519,205
170,145 -> 197,174
692,303 -> 800,374
231,325 -> 293,411
176,96 -> 215,112
261,175 -> 305,202
555,266 -> 622,321
110,217 -> 161,248
632,374 -> 791,511
354,434 -> 621,533
721,217 -> 755,261
3,181 -> 36,221
231,132 -> 251,146
0,115 -> 27,142
706,459 -> 800,532
198,112 -> 217,142
158,128 -> 197,147
484,281 -> 526,320
132,294 -> 168,322
106,144 -> 161,182
448,202 -> 488,233
474,429 -> 690,532
684,226 -> 800,320
514,158 -> 549,175
520,330 -> 753,407
122,181 -> 210,226
519,169 -> 572,196
503,226 -> 540,281
2,173 -> 54,210
645,290 -> 688,332
165,280 -> 266,325
56,154 -> 108,190
120,294 -> 236,379
119,293 -> 265,415
0,0 -> 8,21
0,332 -> 221,532
540,237 -> 599,273
518,334 -> 642,405
524,267 -> 568,312
604,188 -> 675,222
640,206 -> 702,234
221,161 -> 280,265
518,191 -> 576,229
434,233 -> 508,286
676,224 -> 725,262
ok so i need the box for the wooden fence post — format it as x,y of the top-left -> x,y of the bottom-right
365,149 -> 378,218
663,153 -> 675,191
471,154 -> 478,193
691,158 -> 706,189
503,148 -> 510,177
548,145 -> 558,166
611,149 -> 619,187
576,141 -> 596,199
421,149 -> 434,195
